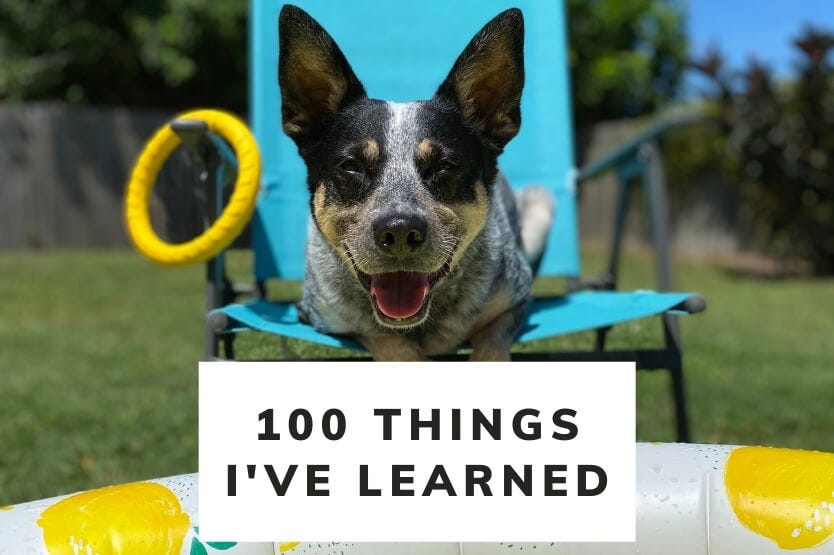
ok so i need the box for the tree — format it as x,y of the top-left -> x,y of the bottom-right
689,28 -> 834,275
567,0 -> 688,129
0,0 -> 247,111
1,0 -> 688,124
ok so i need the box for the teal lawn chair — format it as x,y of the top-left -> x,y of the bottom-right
200,0 -> 705,441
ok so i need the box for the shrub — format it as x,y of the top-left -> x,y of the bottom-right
691,29 -> 834,275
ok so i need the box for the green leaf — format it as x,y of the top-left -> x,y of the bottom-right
190,537 -> 208,555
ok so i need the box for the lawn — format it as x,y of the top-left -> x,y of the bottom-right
1,248 -> 833,505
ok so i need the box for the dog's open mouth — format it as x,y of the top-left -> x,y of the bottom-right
352,259 -> 452,324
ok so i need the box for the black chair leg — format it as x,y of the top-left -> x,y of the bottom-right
223,335 -> 236,360
594,327 -> 609,351
669,360 -> 690,442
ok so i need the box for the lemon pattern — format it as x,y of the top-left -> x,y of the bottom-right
725,446 -> 834,550
37,482 -> 190,555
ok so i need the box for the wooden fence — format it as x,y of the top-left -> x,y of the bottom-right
0,102 -> 743,257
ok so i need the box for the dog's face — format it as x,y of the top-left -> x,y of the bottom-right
278,5 -> 524,329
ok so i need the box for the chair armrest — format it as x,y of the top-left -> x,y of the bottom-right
574,112 -> 703,293
577,112 -> 703,182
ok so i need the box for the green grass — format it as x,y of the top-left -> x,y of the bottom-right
0,251 -> 203,505
1,249 -> 833,505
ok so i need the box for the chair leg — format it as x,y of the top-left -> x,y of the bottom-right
659,312 -> 690,442
205,259 -> 223,360
594,326 -> 610,351
669,359 -> 690,442
223,335 -> 236,360
206,330 -> 219,359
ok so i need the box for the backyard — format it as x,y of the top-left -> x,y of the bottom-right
1,248 -> 832,506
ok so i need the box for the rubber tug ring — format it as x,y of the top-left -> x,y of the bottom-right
125,109 -> 261,265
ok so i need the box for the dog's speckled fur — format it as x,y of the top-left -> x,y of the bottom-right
278,5 -> 553,360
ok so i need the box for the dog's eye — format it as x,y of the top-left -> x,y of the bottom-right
338,158 -> 365,176
424,158 -> 456,180
436,159 -> 456,174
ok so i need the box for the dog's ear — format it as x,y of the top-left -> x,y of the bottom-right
278,5 -> 366,143
435,8 -> 524,149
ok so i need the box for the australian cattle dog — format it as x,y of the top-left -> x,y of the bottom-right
278,5 -> 553,361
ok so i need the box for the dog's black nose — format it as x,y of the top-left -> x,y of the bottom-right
373,214 -> 427,252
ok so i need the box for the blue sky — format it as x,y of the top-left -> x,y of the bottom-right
688,0 -> 834,77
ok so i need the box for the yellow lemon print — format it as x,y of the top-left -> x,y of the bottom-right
725,446 -> 834,550
37,482 -> 190,555
0,506 -> 13,511
279,542 -> 301,551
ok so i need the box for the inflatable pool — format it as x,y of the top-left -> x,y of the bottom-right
2,443 -> 833,554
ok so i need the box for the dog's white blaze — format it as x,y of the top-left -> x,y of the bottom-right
381,102 -> 422,196
386,101 -> 420,142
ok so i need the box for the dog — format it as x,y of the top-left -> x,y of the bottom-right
278,5 -> 553,361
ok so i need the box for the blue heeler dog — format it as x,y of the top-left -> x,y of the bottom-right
278,5 -> 553,361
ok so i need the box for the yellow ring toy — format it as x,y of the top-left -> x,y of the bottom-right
125,109 -> 261,266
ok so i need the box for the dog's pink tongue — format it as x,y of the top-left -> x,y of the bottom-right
370,272 -> 429,319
